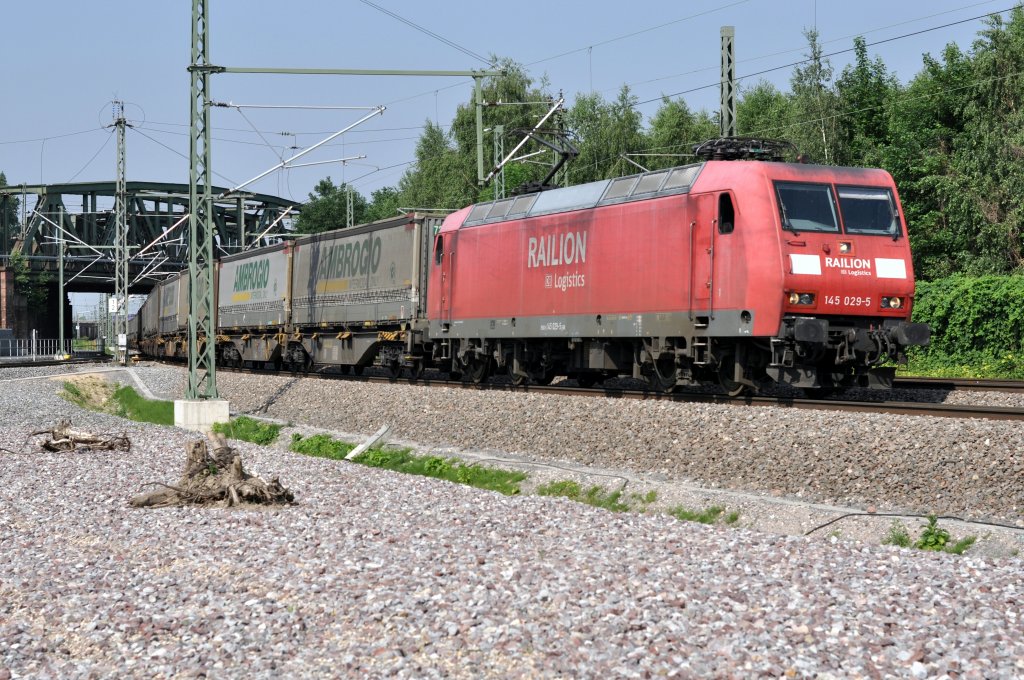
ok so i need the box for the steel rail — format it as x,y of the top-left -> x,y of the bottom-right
893,376 -> 1024,393
0,357 -> 106,369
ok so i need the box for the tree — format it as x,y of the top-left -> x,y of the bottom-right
736,81 -> 793,141
565,86 -> 645,184
834,37 -> 899,166
292,177 -> 368,234
645,97 -> 717,169
789,29 -> 842,164
447,57 -> 558,199
397,121 -> 474,211
364,186 -> 401,222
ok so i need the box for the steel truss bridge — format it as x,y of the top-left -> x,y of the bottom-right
0,181 -> 297,292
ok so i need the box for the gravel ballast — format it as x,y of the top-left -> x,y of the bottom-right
1,365 -> 1022,678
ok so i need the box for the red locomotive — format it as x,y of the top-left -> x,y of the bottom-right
427,145 -> 929,394
135,140 -> 929,396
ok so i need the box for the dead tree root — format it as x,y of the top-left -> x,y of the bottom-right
131,433 -> 294,509
30,420 -> 131,453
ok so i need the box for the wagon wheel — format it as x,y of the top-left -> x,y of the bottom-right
352,365 -> 365,376
648,354 -> 678,394
386,357 -> 403,380
407,359 -> 425,381
575,374 -> 599,388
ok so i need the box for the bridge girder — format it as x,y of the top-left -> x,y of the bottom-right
0,181 -> 297,288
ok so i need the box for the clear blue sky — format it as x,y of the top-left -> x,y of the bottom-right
0,0 -> 1014,208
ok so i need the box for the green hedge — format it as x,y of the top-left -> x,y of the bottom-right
909,275 -> 1024,378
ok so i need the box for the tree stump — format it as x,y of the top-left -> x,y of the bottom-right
130,433 -> 294,508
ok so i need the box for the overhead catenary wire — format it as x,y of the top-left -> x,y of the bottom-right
63,130 -> 115,184
128,127 -> 238,186
357,0 -> 493,66
613,0 -> 1009,96
635,5 -> 1019,106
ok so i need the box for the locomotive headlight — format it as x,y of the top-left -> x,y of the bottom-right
882,296 -> 903,309
789,292 -> 799,304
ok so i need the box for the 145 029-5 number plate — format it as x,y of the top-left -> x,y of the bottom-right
824,295 -> 872,307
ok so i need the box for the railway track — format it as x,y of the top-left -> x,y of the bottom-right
207,362 -> 1024,422
892,376 -> 1024,392
0,356 -> 106,369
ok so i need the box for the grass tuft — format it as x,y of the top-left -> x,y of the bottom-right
353,449 -> 526,495
212,416 -> 282,445
536,480 -> 631,512
882,520 -> 913,548
110,385 -> 174,425
290,433 -> 525,495
290,433 -> 353,459
668,505 -> 733,525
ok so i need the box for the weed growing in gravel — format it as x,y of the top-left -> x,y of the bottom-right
883,516 -> 976,554
536,480 -> 632,512
110,386 -> 174,425
289,433 -> 353,459
212,416 -> 282,445
289,433 -> 526,495
61,381 -> 86,407
916,515 -> 951,551
883,520 -> 913,547
352,449 -> 526,496
668,505 -> 740,525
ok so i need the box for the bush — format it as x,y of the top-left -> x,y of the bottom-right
909,275 -> 1024,378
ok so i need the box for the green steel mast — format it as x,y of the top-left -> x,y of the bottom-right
187,0 -> 218,398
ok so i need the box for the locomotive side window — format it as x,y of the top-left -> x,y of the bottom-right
435,236 -> 444,265
718,193 -> 735,234
836,186 -> 901,237
774,182 -> 840,233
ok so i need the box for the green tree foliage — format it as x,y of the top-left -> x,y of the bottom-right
7,251 -> 50,308
565,86 -> 645,184
363,186 -> 401,223
736,81 -> 793,140
1,172 -> 19,250
834,36 -> 898,166
789,29 -> 843,165
645,97 -> 717,170
292,177 -> 368,234
396,121 -> 474,212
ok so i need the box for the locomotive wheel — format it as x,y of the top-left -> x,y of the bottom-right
533,369 -> 556,386
575,374 -> 599,388
648,355 -> 678,394
718,354 -> 747,397
386,358 -> 403,380
352,365 -> 365,376
466,357 -> 492,384
507,361 -> 528,386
